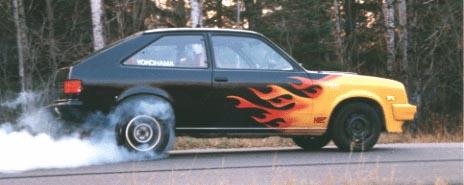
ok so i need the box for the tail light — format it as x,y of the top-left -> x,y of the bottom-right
63,80 -> 82,94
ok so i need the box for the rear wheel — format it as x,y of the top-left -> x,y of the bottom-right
292,133 -> 331,150
113,95 -> 175,155
330,102 -> 381,152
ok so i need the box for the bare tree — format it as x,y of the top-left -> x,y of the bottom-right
12,0 -> 31,91
114,0 -> 128,39
236,0 -> 241,28
333,0 -> 344,69
342,0 -> 355,70
215,0 -> 223,27
45,0 -> 57,70
190,0 -> 203,28
397,0 -> 408,75
382,0 -> 396,73
90,0 -> 106,51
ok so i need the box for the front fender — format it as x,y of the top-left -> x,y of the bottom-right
330,90 -> 385,112
325,90 -> 403,133
313,90 -> 387,130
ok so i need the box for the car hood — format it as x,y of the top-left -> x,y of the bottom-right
306,70 -> 405,89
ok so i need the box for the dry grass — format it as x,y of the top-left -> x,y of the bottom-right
173,129 -> 463,150
378,117 -> 463,144
378,131 -> 463,144
174,136 -> 295,150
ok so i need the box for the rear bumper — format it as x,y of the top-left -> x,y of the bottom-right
392,104 -> 417,121
50,99 -> 86,122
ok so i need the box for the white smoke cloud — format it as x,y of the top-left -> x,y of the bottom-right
0,91 -> 38,109
0,92 -> 162,173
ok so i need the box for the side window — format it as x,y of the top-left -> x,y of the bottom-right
124,35 -> 208,68
213,45 -> 253,69
211,36 -> 293,71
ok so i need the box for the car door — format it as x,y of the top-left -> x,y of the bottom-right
209,33 -> 315,132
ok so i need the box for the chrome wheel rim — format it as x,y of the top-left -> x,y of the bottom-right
133,123 -> 154,143
125,115 -> 162,152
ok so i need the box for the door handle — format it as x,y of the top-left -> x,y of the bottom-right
214,76 -> 228,82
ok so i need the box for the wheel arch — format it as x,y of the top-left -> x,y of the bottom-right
116,86 -> 173,105
328,96 -> 386,132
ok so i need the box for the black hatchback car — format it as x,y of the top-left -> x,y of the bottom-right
52,28 -> 415,154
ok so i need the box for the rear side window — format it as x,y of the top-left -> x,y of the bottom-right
124,35 -> 208,68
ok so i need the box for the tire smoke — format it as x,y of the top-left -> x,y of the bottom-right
0,92 -> 168,173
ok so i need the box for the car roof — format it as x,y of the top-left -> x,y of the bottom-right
143,28 -> 262,36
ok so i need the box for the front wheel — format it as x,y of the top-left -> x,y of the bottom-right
330,102 -> 381,152
113,95 -> 175,155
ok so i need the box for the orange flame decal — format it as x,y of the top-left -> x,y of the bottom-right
227,75 -> 337,128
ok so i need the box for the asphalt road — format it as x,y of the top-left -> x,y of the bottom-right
0,143 -> 462,185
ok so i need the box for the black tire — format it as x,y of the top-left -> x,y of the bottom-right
113,95 -> 175,155
292,133 -> 331,150
329,102 -> 381,152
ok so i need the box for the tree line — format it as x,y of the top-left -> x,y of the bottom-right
0,0 -> 462,132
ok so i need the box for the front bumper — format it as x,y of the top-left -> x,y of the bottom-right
392,104 -> 417,121
50,99 -> 86,122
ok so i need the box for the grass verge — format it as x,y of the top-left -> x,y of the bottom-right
173,129 -> 463,150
